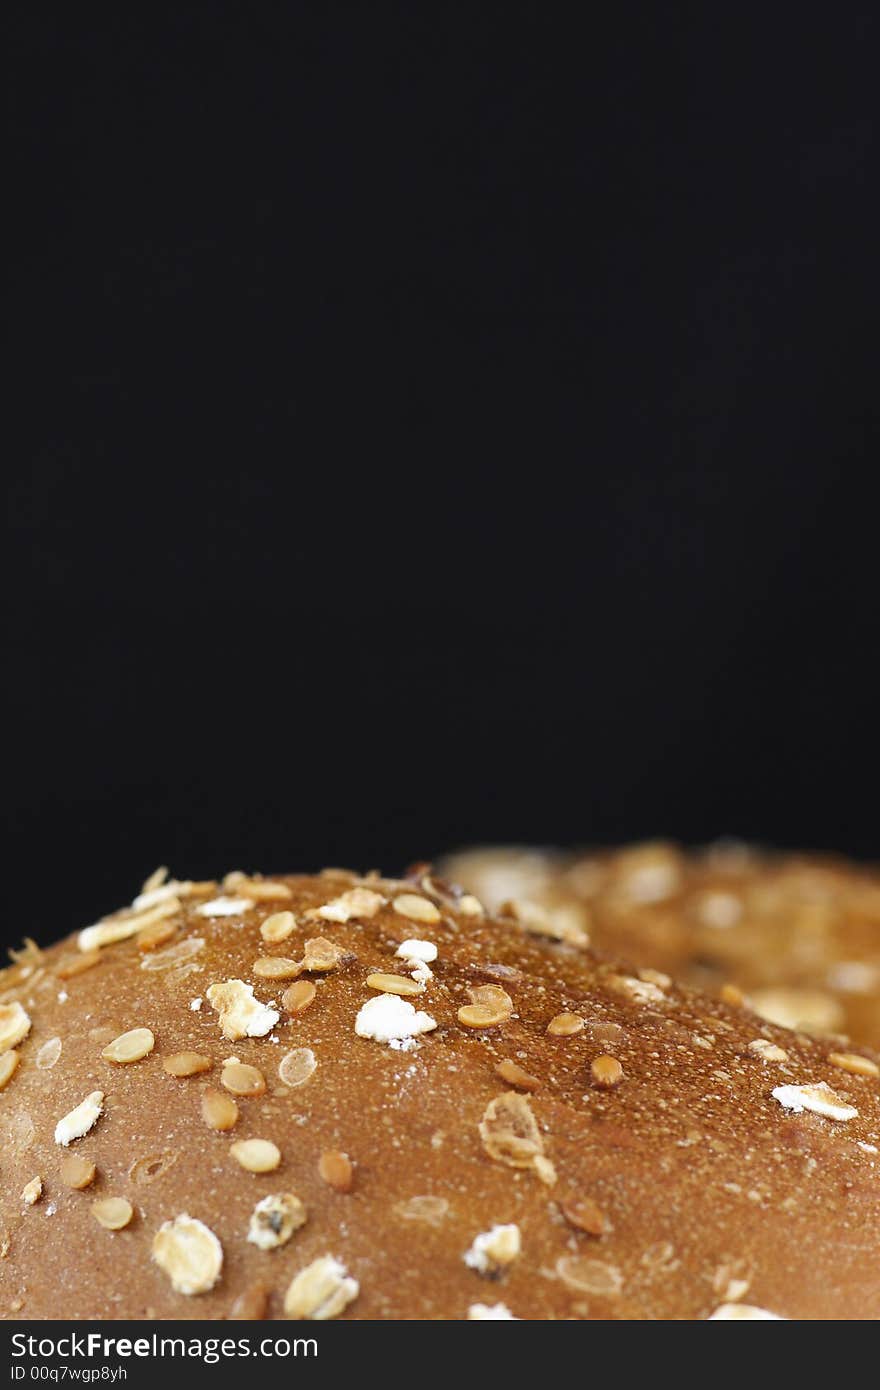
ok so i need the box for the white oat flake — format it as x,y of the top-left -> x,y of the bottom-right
354,994 -> 437,1045
152,1214 -> 223,1296
207,979 -> 279,1040
468,1302 -> 517,1319
709,1303 -> 786,1320
464,1224 -> 521,1275
395,939 -> 438,964
308,888 -> 385,923
771,1082 -> 858,1123
54,1090 -> 104,1146
195,896 -> 255,918
396,938 -> 438,983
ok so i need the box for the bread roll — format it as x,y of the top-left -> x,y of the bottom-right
1,866 -> 878,1320
441,842 -> 880,1049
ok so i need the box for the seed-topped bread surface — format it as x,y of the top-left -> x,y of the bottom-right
441,842 -> 880,1049
1,866 -> 878,1320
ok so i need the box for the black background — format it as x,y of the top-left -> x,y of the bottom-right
8,5 -> 879,944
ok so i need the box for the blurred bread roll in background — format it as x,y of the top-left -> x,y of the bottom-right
440,841 -> 880,1049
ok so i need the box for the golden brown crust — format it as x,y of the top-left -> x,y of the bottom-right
441,842 -> 880,1049
1,867 -> 878,1320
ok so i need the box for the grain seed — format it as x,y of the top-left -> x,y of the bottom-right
247,1193 -> 306,1250
102,1027 -> 155,1065
230,1139 -> 281,1174
261,911 -> 296,944
281,980 -> 316,1015
152,1214 -> 223,1295
221,1062 -> 266,1097
201,1088 -> 239,1131
93,1197 -> 134,1230
318,1150 -> 354,1192
283,1255 -> 359,1320
163,1052 -> 213,1078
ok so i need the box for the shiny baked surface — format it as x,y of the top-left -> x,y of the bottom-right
1,866 -> 878,1320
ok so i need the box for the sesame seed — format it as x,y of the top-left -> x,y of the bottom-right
393,1195 -> 449,1225
261,911 -> 296,944
828,1051 -> 879,1078
556,1256 -> 623,1296
55,950 -> 102,979
827,960 -> 880,994
561,1194 -> 607,1235
223,876 -> 292,902
92,1197 -> 133,1231
163,1052 -> 213,1077
221,1062 -> 266,1097
494,1058 -> 541,1091
546,1012 -> 585,1036
201,1088 -> 239,1131
366,972 -> 425,997
281,980 -> 317,1015
458,1005 -> 506,1029
252,956 -> 302,980
35,1038 -> 62,1070
101,1027 -> 155,1065
59,1154 -> 96,1190
590,1055 -> 624,1088
720,982 -> 747,1007
748,1038 -> 789,1063
466,985 -> 514,1023
230,1139 -> 282,1173
278,1048 -> 317,1087
136,920 -> 178,953
318,1150 -> 354,1193
457,895 -> 484,917
133,876 -> 214,910
392,894 -> 442,924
